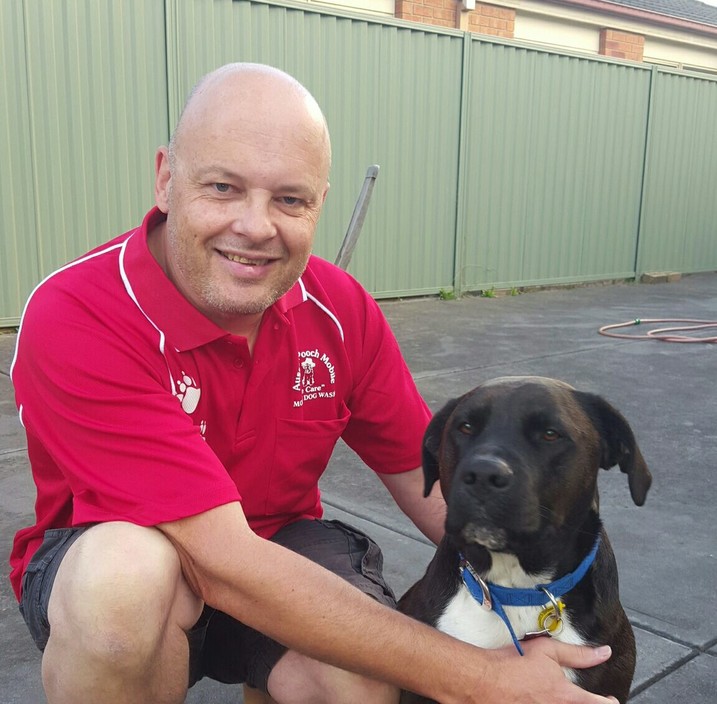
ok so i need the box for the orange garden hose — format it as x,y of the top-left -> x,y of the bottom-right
598,318 -> 717,343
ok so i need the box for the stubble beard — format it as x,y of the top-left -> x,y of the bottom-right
167,219 -> 310,319
196,260 -> 307,317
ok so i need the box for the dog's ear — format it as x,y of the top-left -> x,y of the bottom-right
422,397 -> 462,497
576,392 -> 652,506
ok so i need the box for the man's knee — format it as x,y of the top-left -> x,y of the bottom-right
47,521 -> 202,663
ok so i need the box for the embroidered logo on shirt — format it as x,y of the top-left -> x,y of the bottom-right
292,349 -> 336,407
174,372 -> 201,414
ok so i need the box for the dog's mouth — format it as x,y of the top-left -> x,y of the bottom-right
446,500 -> 512,551
459,523 -> 508,551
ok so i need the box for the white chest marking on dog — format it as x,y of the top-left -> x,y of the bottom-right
436,553 -> 586,682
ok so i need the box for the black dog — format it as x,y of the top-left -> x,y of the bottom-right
399,376 -> 652,704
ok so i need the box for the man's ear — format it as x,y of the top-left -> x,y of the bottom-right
154,146 -> 171,213
422,397 -> 461,497
577,392 -> 652,506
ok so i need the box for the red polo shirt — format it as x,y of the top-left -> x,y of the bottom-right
9,208 -> 431,600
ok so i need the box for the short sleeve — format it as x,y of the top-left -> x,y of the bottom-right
13,283 -> 239,526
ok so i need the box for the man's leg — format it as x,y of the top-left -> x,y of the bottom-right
40,522 -> 203,704
267,650 -> 400,704
206,518 -> 401,704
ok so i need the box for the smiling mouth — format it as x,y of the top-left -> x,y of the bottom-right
220,252 -> 270,266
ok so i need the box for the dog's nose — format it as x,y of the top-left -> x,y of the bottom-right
459,454 -> 513,491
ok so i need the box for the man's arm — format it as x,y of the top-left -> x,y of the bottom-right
379,467 -> 446,544
158,501 -> 618,704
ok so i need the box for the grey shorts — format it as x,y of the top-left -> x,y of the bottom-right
19,517 -> 396,693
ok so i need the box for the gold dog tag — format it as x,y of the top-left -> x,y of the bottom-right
537,598 -> 565,634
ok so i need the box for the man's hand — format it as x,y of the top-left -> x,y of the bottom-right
451,637 -> 619,704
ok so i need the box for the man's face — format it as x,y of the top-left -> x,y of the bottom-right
153,88 -> 329,331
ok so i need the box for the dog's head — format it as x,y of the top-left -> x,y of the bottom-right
423,376 -> 652,554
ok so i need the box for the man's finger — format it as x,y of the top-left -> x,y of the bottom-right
553,641 -> 613,669
523,637 -> 614,670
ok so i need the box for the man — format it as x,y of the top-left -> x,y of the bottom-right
10,63 -> 618,704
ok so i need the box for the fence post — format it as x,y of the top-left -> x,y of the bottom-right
452,31 -> 474,298
633,64 -> 658,280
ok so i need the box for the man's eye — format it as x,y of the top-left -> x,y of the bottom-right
280,196 -> 302,207
214,183 -> 230,193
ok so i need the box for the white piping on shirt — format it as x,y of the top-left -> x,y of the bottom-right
297,276 -> 345,342
10,240 -> 128,381
117,236 -> 176,395
11,239 -> 128,429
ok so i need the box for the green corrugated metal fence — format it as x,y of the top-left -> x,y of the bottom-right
2,0 -> 716,326
1,0 -> 37,326
637,68 -> 717,275
1,0 -> 168,327
458,43 -> 652,291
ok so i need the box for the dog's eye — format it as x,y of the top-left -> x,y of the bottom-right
458,422 -> 474,435
542,429 -> 560,441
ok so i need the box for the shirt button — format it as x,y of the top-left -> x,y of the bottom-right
233,358 -> 244,368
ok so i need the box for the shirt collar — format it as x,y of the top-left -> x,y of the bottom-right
122,207 -> 306,351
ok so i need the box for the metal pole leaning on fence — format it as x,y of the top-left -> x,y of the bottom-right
334,165 -> 380,271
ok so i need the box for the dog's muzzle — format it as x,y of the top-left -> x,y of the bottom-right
445,452 -> 539,544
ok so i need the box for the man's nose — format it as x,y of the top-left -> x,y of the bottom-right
230,194 -> 276,241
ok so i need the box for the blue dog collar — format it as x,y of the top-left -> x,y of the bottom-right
459,535 -> 601,655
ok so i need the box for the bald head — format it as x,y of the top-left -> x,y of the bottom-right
169,63 -> 331,175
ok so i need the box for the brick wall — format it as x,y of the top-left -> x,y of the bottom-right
599,29 -> 645,61
395,0 -> 456,29
395,1 -> 515,38
395,6 -> 648,59
461,3 -> 515,38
